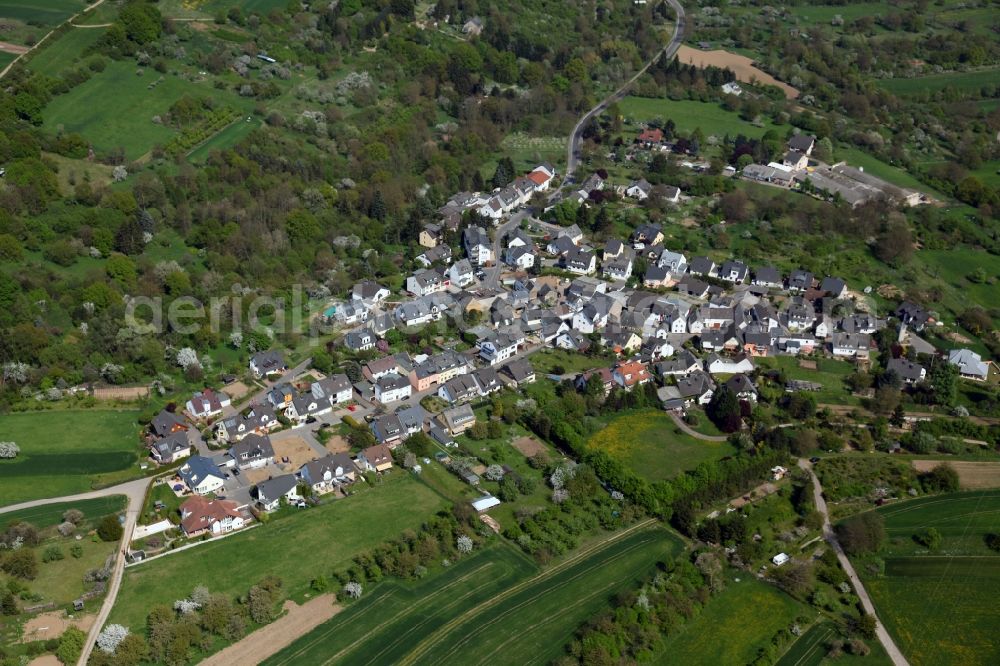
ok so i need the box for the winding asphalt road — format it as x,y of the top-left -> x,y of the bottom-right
798,459 -> 911,666
564,0 -> 687,182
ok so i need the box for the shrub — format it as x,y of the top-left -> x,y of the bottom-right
42,545 -> 65,563
56,627 -> 86,664
835,512 -> 885,556
97,515 -> 124,542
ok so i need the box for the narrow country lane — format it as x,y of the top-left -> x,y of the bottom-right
797,459 -> 911,666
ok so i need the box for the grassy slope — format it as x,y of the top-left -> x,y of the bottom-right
265,524 -> 683,666
754,356 -> 858,406
656,576 -> 804,664
0,410 -> 141,507
618,96 -> 780,138
588,409 -> 737,482
109,473 -> 447,632
41,60 -> 254,160
860,491 -> 1000,666
26,25 -> 105,77
0,0 -> 83,26
879,68 -> 1000,96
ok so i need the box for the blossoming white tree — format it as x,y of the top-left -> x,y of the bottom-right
96,624 -> 129,653
456,535 -> 473,554
343,581 -> 363,599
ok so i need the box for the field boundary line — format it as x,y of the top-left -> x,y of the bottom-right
442,536 -> 659,662
270,562 -> 497,666
471,544 -> 665,665
397,518 -> 659,666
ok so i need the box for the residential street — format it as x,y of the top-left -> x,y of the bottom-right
798,459 -> 911,666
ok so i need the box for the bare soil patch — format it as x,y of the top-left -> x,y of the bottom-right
200,595 -> 341,666
225,381 -> 252,401
243,467 -> 273,485
272,435 -> 319,468
677,45 -> 799,99
911,460 -> 1000,489
0,41 -> 30,55
21,611 -> 95,643
798,360 -> 818,370
26,656 -> 61,666
92,385 -> 150,400
325,434 -> 351,454
512,436 -> 547,459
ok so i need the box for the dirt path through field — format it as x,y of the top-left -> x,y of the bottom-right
911,460 -> 1000,489
200,595 -> 340,666
0,41 -> 30,54
676,45 -> 799,99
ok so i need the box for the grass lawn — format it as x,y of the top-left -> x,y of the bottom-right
834,146 -> 936,194
879,67 -> 1000,97
42,150 -> 115,193
26,534 -> 118,606
655,576 -> 805,664
0,0 -> 83,25
25,25 -> 105,77
856,491 -> 1000,666
618,96 -> 780,138
41,60 -> 252,160
917,249 -> 1000,326
109,473 -> 448,632
754,356 -> 859,406
587,409 -> 737,482
785,2 -> 887,24
529,349 -> 614,376
264,524 -> 683,666
187,115 -> 261,162
0,51 -> 16,70
0,410 -> 142,508
0,495 -> 126,530
776,621 -> 892,666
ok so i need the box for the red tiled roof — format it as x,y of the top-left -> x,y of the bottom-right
180,496 -> 241,534
527,170 -> 549,186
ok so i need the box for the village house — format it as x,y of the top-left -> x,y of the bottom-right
150,409 -> 187,438
726,374 -> 758,403
352,281 -> 391,307
357,444 -> 394,472
948,348 -> 990,381
370,413 -> 406,446
406,267 -> 449,297
419,223 -> 443,248
448,259 -> 475,288
253,474 -> 300,512
150,431 -> 191,464
831,332 -> 871,359
214,402 -> 278,443
415,244 -> 453,268
612,359 -> 650,390
344,329 -> 376,352
626,179 -> 653,200
564,248 -> 597,275
178,456 -> 226,495
676,371 -> 715,405
180,496 -> 245,537
228,433 -> 275,470
438,373 -> 481,404
501,358 -> 536,386
297,453 -> 356,494
464,226 -> 494,265
887,357 -> 927,384
439,404 -> 477,435
249,350 -> 286,379
374,373 -> 412,403
479,331 -> 522,366
186,388 -> 231,420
